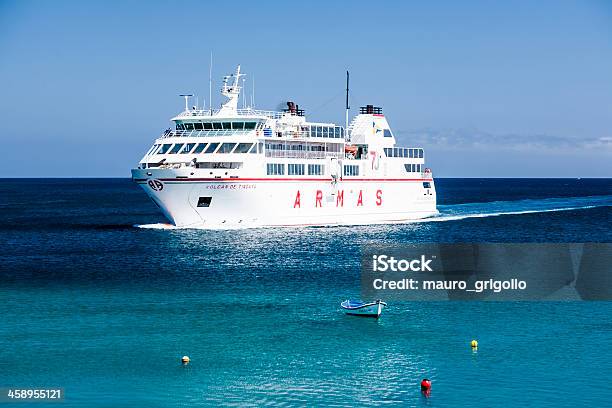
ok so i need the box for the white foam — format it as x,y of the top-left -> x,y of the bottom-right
134,223 -> 177,230
418,205 -> 599,223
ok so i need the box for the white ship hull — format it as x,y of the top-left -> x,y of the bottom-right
131,168 -> 437,229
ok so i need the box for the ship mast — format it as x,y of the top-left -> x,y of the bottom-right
218,65 -> 244,115
209,52 -> 213,114
345,70 -> 350,141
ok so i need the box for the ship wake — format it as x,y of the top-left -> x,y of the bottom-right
424,195 -> 612,223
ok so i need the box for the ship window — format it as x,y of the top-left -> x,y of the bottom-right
194,122 -> 203,130
423,182 -> 431,189
343,165 -> 359,176
384,148 -> 391,157
197,197 -> 212,207
204,142 -> 219,153
232,122 -> 244,130
248,143 -> 258,154
234,143 -> 253,153
180,143 -> 196,154
408,149 -> 413,158
213,122 -> 222,130
308,164 -> 324,175
203,122 -> 213,130
222,122 -> 232,130
316,126 -> 322,137
192,143 -> 207,154
185,123 -> 194,130
384,129 -> 392,138
244,122 -> 257,130
288,163 -> 305,175
266,163 -> 285,175
196,162 -> 243,169
146,144 -> 158,155
404,164 -> 411,172
158,144 -> 172,154
419,149 -> 423,158
322,127 -> 328,137
176,123 -> 185,130
334,127 -> 340,138
169,143 -> 184,154
258,142 -> 263,153
218,143 -> 236,153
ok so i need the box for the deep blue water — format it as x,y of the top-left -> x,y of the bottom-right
0,178 -> 611,407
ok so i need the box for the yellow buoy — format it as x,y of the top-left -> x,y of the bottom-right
181,355 -> 190,364
471,340 -> 478,348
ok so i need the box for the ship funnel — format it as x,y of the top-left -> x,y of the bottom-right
360,105 -> 382,114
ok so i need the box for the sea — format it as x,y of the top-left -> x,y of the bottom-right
0,178 -> 611,407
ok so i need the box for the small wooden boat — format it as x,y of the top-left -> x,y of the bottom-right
340,299 -> 387,318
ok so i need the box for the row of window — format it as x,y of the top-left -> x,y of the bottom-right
267,163 -> 419,176
265,142 -> 343,153
308,164 -> 324,175
405,163 -> 424,173
384,147 -> 424,158
266,163 -> 326,176
299,125 -> 344,139
267,163 -> 285,175
288,164 -> 305,175
343,165 -> 360,176
176,121 -> 259,131
148,142 -> 263,156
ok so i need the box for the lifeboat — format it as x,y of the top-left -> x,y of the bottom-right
344,145 -> 358,157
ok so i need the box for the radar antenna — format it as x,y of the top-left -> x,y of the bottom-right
179,94 -> 193,112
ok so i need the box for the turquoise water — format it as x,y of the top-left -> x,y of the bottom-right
1,179 -> 611,406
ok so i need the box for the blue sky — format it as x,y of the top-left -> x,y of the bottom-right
1,0 -> 611,177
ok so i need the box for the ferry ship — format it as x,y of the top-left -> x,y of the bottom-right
131,66 -> 437,228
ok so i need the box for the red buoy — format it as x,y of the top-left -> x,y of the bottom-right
420,379 -> 431,391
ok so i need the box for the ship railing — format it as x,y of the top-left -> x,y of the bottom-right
275,130 -> 345,140
176,108 -> 286,119
159,129 -> 258,139
160,129 -> 348,141
264,150 -> 343,160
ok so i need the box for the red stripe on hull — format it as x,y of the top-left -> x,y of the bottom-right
151,177 -> 433,183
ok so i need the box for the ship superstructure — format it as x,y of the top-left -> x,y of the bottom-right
131,66 -> 437,228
